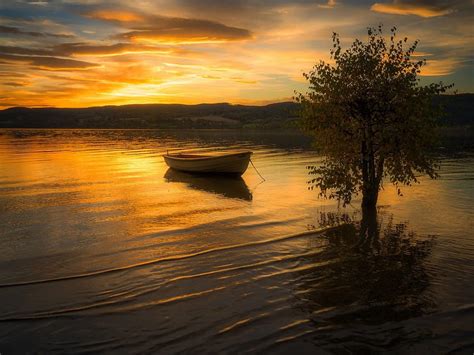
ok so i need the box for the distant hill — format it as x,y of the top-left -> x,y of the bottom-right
0,102 -> 298,129
434,94 -> 473,126
0,94 -> 472,129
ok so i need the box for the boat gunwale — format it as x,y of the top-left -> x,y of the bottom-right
163,151 -> 252,161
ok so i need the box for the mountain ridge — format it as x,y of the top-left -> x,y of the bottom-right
0,94 -> 472,129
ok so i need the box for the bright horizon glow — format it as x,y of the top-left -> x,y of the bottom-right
0,0 -> 472,109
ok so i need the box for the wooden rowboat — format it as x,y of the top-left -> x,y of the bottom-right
163,150 -> 252,176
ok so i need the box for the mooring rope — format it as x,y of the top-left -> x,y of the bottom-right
250,157 -> 266,181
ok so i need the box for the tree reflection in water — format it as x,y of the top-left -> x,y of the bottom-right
297,209 -> 436,349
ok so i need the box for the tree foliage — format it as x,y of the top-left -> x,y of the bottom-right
296,25 -> 453,207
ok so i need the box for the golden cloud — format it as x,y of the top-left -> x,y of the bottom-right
117,31 -> 251,44
421,58 -> 460,76
85,10 -> 144,22
85,9 -> 252,44
371,2 -> 453,17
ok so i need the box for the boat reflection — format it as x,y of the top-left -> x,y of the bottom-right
164,169 -> 253,201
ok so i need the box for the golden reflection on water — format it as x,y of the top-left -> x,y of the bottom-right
0,130 -> 324,281
0,130 -> 472,254
0,129 -> 473,353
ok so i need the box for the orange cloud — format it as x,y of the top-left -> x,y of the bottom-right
412,51 -> 433,57
421,58 -> 460,76
232,77 -> 258,84
371,2 -> 453,17
121,32 -> 251,44
85,9 -> 252,44
85,10 -> 143,22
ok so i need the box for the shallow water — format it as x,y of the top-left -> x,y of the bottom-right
0,129 -> 473,353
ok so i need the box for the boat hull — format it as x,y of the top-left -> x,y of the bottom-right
163,151 -> 252,175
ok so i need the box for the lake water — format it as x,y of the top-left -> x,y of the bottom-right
0,129 -> 473,353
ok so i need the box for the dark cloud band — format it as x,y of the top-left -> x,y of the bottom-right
0,53 -> 99,70
0,25 -> 74,38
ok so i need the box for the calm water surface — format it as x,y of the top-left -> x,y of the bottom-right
0,129 -> 473,353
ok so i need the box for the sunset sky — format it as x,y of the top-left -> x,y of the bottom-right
0,0 -> 472,108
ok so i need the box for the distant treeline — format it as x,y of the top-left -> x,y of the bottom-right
0,94 -> 472,129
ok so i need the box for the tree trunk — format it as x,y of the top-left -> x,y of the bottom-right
362,186 -> 378,209
359,202 -> 378,247
361,139 -> 379,209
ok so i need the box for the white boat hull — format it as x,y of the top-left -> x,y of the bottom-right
163,151 -> 252,175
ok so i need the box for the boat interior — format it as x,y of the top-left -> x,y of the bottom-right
167,154 -> 209,158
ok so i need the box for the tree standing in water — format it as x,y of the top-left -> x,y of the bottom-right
297,26 -> 453,210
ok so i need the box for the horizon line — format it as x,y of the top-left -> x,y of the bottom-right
0,100 -> 297,111
2,93 -> 471,111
